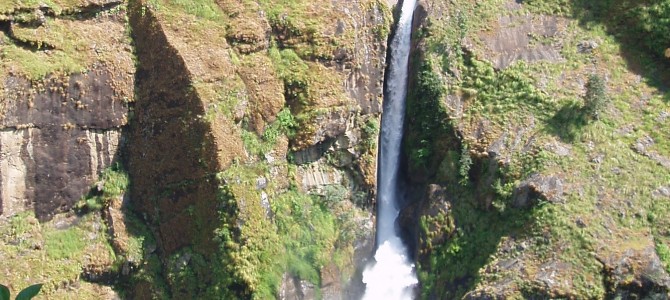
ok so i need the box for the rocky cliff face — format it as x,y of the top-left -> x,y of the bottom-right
1,0 -> 393,298
124,0 -> 393,297
0,0 -> 134,297
0,1 -> 134,221
404,0 -> 670,298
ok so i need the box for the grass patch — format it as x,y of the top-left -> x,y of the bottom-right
44,227 -> 88,260
0,42 -> 86,79
0,0 -> 82,14
164,0 -> 222,20
0,212 -> 115,297
657,242 -> 670,273
1,1 -> 132,80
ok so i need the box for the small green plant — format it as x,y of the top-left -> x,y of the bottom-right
242,108 -> 298,156
459,144 -> 472,186
274,108 -> 298,138
657,242 -> 670,273
583,74 -> 607,120
76,164 -> 129,212
0,283 -> 42,300
361,119 -> 379,150
321,185 -> 348,207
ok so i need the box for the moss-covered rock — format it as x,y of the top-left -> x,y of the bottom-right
406,0 -> 670,299
122,0 -> 393,298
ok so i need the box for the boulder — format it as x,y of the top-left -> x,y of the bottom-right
600,244 -> 670,299
512,174 -> 564,208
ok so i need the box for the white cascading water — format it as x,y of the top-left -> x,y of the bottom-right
362,0 -> 418,299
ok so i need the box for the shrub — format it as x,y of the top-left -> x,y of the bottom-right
634,1 -> 670,59
76,164 -> 129,212
459,144 -> 472,186
405,60 -> 449,168
583,74 -> 607,120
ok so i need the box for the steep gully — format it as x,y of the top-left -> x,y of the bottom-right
362,0 -> 418,299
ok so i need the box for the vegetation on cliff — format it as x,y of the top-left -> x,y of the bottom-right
122,0 -> 391,298
0,1 -> 132,80
408,0 -> 670,298
3,0 -> 667,299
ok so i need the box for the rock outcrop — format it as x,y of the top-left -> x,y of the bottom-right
0,1 -> 134,221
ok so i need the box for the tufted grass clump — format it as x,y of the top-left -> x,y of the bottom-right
583,74 -> 607,120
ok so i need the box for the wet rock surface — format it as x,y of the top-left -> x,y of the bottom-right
280,273 -> 316,300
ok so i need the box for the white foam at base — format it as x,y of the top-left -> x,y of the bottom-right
362,237 -> 418,300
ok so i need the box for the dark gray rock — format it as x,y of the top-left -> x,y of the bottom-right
576,217 -> 587,228
256,177 -> 268,190
601,245 -> 670,299
545,141 -> 571,157
0,67 -> 129,220
280,273 -> 317,300
577,40 -> 599,53
632,136 -> 670,169
653,186 -> 670,198
512,174 -> 564,208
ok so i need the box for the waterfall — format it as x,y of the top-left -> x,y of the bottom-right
362,0 -> 418,299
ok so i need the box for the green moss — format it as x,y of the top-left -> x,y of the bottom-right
44,227 -> 88,260
269,46 -> 310,105
1,41 -> 87,79
164,0 -> 222,20
76,164 -> 129,212
1,213 -> 114,296
0,1 -> 132,80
